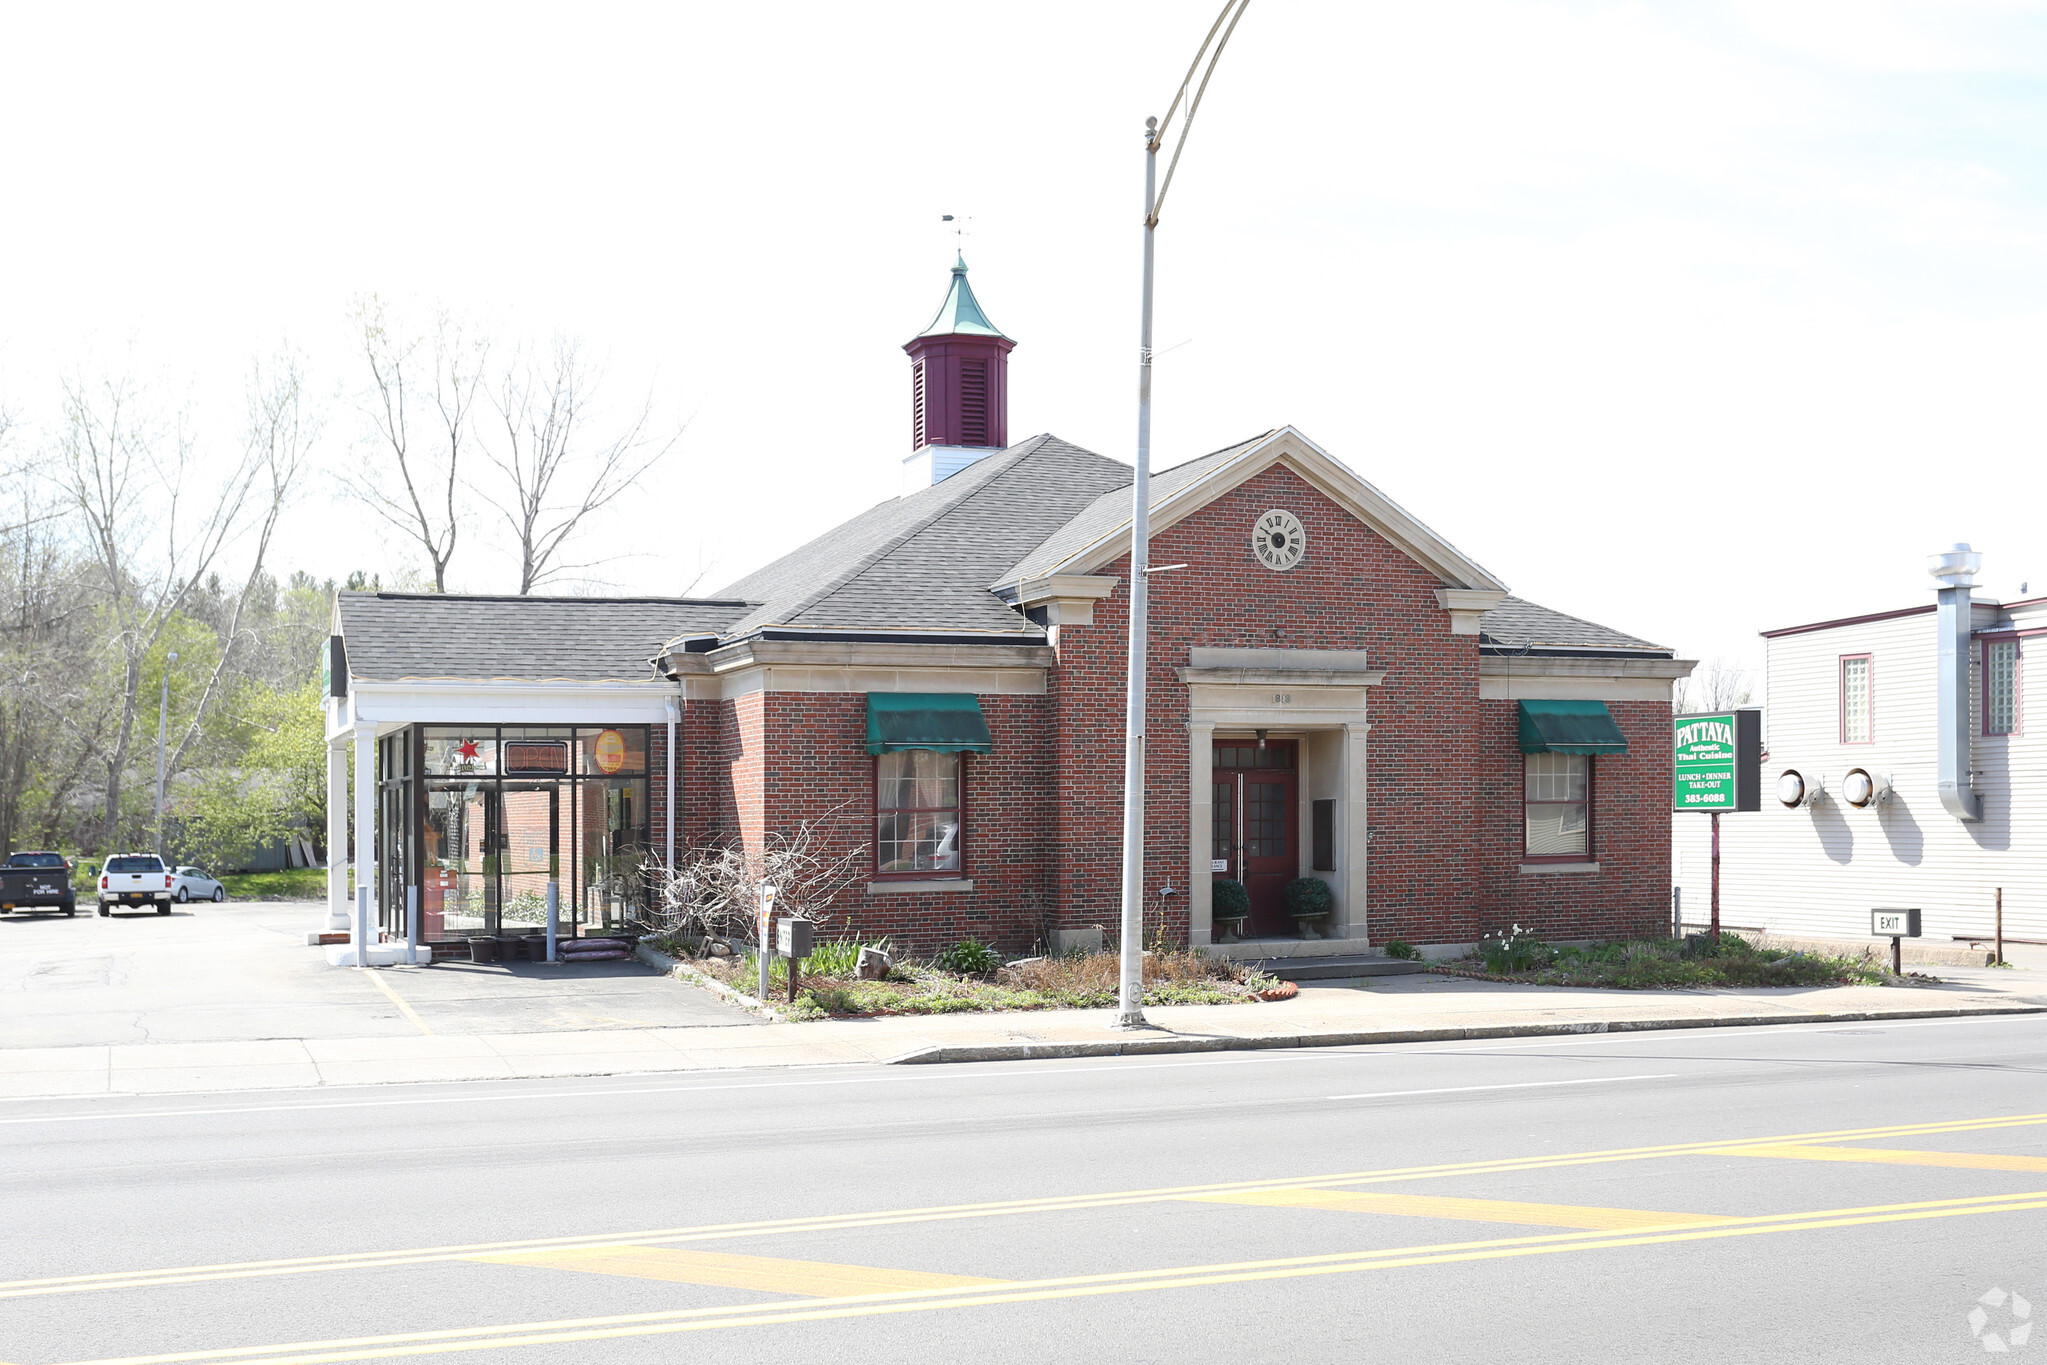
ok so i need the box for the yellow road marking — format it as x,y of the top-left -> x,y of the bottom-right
12,1109 -> 2047,1301
471,1245 -> 1004,1296
1716,1144 -> 2047,1172
49,1190 -> 2047,1365
362,972 -> 431,1036
1186,1187 -> 1735,1230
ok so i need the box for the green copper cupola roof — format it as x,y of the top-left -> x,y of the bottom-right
913,254 -> 1011,340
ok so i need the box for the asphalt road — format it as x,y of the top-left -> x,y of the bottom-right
3,1014 -> 2045,1364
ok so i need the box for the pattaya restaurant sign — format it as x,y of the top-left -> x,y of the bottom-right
1672,710 -> 1761,812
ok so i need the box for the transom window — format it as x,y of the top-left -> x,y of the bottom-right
1524,752 -> 1590,860
1214,744 -> 1294,770
1986,639 -> 2021,736
1840,655 -> 1872,744
876,750 -> 963,876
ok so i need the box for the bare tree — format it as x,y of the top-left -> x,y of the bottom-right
165,354 -> 319,775
482,340 -> 674,594
53,372 -> 262,846
348,297 -> 485,592
647,807 -> 866,947
1676,656 -> 1756,713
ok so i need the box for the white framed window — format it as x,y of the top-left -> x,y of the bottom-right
1840,654 -> 1872,744
875,749 -> 963,877
1524,752 -> 1590,860
1986,639 -> 2021,736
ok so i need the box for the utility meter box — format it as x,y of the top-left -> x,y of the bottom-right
776,916 -> 814,960
1871,908 -> 1922,938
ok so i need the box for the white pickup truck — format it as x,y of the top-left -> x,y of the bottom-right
98,854 -> 173,915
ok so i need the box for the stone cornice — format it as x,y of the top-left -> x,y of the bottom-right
1479,656 -> 1696,680
1434,588 -> 1509,636
663,639 -> 1056,678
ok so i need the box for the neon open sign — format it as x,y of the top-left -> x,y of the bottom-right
503,741 -> 570,775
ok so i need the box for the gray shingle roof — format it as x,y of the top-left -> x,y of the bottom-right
337,593 -> 751,683
1479,596 -> 1668,655
709,434 -> 1133,640
995,432 -> 1272,588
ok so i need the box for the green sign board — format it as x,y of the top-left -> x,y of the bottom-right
1673,709 -> 1760,812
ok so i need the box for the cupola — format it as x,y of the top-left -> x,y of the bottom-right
901,255 -> 1015,492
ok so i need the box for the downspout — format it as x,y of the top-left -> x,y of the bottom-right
1930,543 -> 1983,823
665,693 -> 680,872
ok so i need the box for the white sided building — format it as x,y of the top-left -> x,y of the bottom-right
1674,546 -> 2042,946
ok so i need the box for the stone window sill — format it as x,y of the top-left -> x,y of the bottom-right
866,879 -> 975,895
1518,862 -> 1601,876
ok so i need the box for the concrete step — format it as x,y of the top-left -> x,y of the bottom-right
1252,955 -> 1428,982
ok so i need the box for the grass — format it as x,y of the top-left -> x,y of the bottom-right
218,868 -> 330,901
644,934 -> 1285,1019
1438,931 -> 1898,989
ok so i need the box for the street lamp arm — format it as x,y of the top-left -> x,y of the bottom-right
1149,0 -> 1252,228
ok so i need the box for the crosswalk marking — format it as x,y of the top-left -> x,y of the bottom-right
1715,1144 -> 2047,1172
472,1245 -> 1006,1297
1185,1187 -> 1732,1230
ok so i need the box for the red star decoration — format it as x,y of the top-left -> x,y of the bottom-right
456,740 -> 480,760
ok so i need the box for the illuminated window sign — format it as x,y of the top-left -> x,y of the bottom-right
503,740 -> 571,775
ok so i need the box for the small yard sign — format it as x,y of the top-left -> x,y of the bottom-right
1872,908 -> 1921,938
1673,709 -> 1762,812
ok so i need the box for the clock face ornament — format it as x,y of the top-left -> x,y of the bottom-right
1253,509 -> 1305,571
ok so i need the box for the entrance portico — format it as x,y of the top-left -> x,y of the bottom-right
1181,649 -> 1382,951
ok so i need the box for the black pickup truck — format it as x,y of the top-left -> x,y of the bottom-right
0,852 -> 77,916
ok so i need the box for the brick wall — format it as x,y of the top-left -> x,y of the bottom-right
1472,699 -> 1673,941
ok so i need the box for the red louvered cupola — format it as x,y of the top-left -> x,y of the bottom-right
901,255 -> 1015,491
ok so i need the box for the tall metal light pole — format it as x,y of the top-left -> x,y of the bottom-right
1114,0 -> 1251,1030
153,650 -> 178,857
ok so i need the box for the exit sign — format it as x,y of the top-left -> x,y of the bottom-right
1872,908 -> 1922,938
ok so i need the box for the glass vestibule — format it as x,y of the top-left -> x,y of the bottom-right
381,725 -> 651,943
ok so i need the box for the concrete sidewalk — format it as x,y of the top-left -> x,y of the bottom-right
2,961 -> 2041,1100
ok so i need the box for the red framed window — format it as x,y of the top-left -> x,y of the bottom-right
1524,752 -> 1592,862
1985,637 -> 2022,736
875,750 -> 965,878
1839,654 -> 1874,744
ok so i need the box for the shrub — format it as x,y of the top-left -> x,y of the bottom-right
935,937 -> 1003,976
1283,876 -> 1334,918
1383,937 -> 1421,961
1212,879 -> 1251,919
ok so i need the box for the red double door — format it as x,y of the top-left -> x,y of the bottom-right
1212,740 -> 1298,937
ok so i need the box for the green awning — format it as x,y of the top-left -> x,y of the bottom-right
865,693 -> 993,755
1517,699 -> 1629,755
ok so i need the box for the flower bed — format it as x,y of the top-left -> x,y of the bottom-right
644,934 -> 1286,1020
1433,930 -> 1918,990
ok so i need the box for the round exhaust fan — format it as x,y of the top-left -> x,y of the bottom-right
1842,767 -> 1890,808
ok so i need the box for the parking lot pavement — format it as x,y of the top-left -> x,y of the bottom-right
0,899 -> 756,1049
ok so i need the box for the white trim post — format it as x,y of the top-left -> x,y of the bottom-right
326,733 -> 350,931
353,722 -> 377,952
1344,722 -> 1371,945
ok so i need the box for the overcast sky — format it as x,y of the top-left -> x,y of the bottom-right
3,1 -> 2044,681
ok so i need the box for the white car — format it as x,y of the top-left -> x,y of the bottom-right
169,866 -> 227,903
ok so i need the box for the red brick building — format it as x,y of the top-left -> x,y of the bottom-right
328,260 -> 1691,959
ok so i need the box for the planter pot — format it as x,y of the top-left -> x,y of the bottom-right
468,936 -> 497,964
1291,913 -> 1328,941
1214,916 -> 1248,945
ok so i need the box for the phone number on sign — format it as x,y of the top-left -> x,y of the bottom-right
1679,793 -> 1729,805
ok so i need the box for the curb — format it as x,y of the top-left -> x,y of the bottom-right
883,1002 -> 2045,1065
634,941 -> 785,1022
